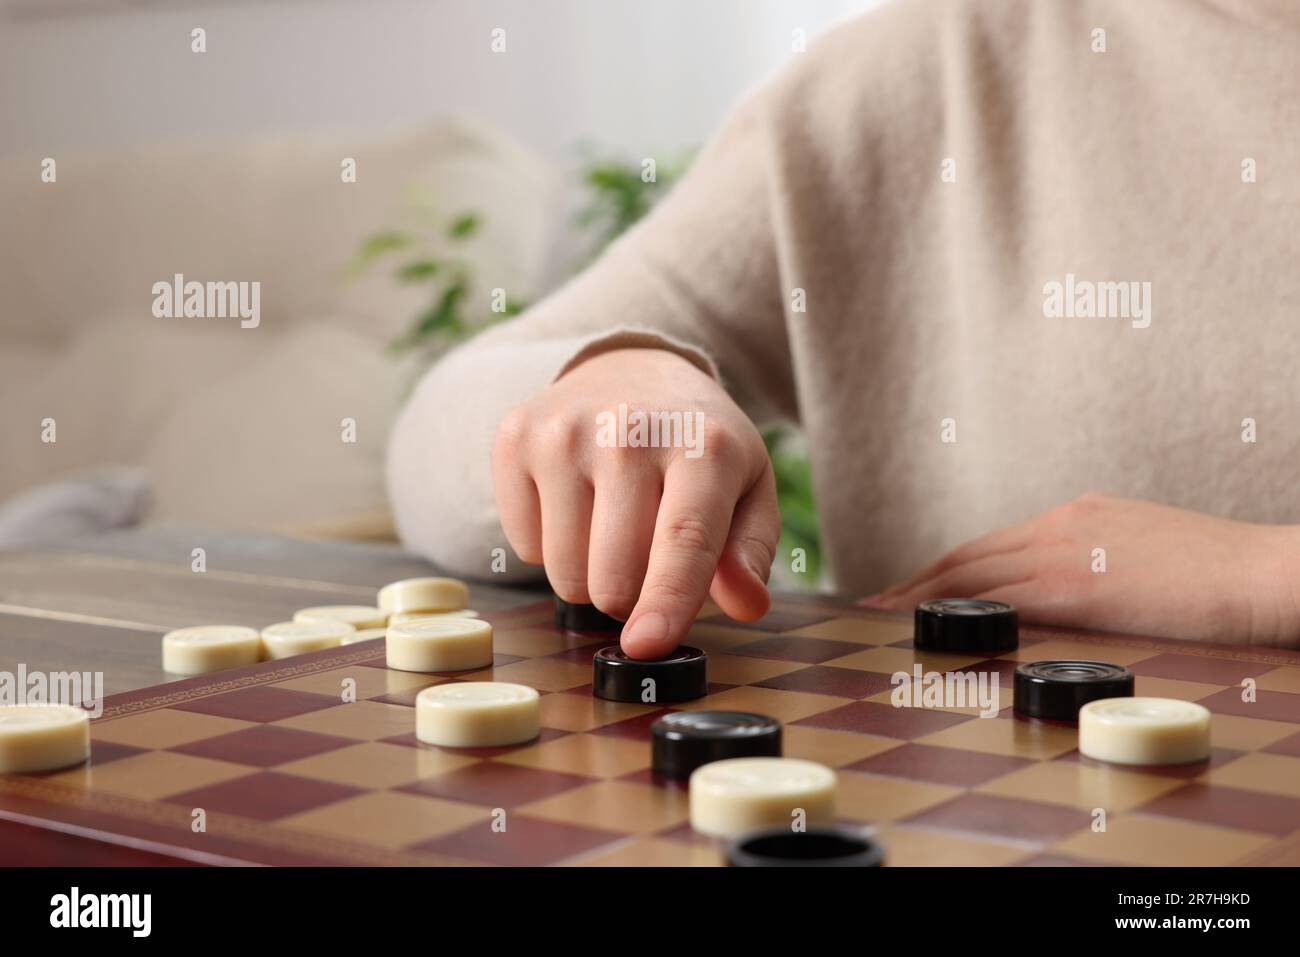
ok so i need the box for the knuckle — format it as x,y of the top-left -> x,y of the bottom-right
534,413 -> 584,462
640,573 -> 698,608
662,511 -> 718,554
590,433 -> 652,472
494,406 -> 532,451
699,421 -> 741,462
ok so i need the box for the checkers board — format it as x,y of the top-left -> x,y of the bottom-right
3,596 -> 1300,866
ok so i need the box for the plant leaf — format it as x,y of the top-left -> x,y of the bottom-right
395,260 -> 439,283
448,214 -> 481,239
359,230 -> 415,258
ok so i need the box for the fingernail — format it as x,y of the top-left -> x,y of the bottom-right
624,612 -> 670,650
857,593 -> 888,608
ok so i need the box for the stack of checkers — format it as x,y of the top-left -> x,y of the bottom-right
0,577 -> 489,775
156,577 -> 480,678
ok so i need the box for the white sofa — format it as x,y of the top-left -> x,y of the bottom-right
0,119 -> 557,541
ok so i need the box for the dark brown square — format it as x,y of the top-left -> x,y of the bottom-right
964,657 -> 1026,684
903,793 -> 1086,843
1263,730 -> 1300,757
413,814 -> 625,865
164,771 -> 361,821
170,725 -> 355,767
1134,783 -> 1300,836
793,701 -> 973,739
85,740 -> 147,766
1128,653 -> 1276,685
847,743 -> 1034,787
170,686 -> 341,723
1128,655 -> 1279,686
730,635 -> 866,664
397,762 -> 593,808
586,709 -> 679,741
370,686 -> 431,708
754,665 -> 893,699
1196,688 -> 1300,724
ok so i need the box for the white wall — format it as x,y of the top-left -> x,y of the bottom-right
1,0 -> 881,164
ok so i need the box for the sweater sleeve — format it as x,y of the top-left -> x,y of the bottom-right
387,83 -> 796,581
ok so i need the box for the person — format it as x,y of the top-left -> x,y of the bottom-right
388,0 -> 1300,658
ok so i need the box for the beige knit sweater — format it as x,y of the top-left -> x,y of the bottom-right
388,0 -> 1300,595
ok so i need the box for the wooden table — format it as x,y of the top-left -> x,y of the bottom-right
0,523 -> 545,695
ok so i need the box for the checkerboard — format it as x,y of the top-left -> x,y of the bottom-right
3,597 -> 1299,866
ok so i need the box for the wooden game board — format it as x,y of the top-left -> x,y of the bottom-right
3,597 -> 1300,866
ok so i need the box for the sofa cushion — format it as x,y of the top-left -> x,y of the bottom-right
0,119 -> 558,532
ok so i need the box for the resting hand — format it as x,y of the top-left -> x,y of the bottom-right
870,493 -> 1300,647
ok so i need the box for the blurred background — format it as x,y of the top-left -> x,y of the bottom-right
0,0 -> 881,575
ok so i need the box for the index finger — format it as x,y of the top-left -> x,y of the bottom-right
619,461 -> 739,660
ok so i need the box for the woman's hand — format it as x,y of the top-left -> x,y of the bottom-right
491,348 -> 779,659
870,492 -> 1300,647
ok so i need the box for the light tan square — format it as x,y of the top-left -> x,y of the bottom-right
519,780 -> 689,833
494,734 -> 649,778
277,742 -> 478,788
836,771 -> 962,823
999,640 -> 1155,666
706,655 -> 806,685
789,616 -> 911,646
783,725 -> 902,767
873,825 -> 1031,866
1052,814 -> 1271,866
917,716 -> 1079,759
826,646 -> 987,674
273,701 -> 414,741
92,709 -> 255,749
272,667 -> 443,700
458,657 -> 591,692
279,791 -> 490,850
569,836 -> 723,867
1210,713 -> 1299,750
976,761 -> 1184,812
492,627 -> 602,659
537,693 -> 657,732
676,685 -> 851,723
1198,752 -> 1300,798
49,751 -> 251,800
1256,666 -> 1300,695
1132,675 -> 1221,701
